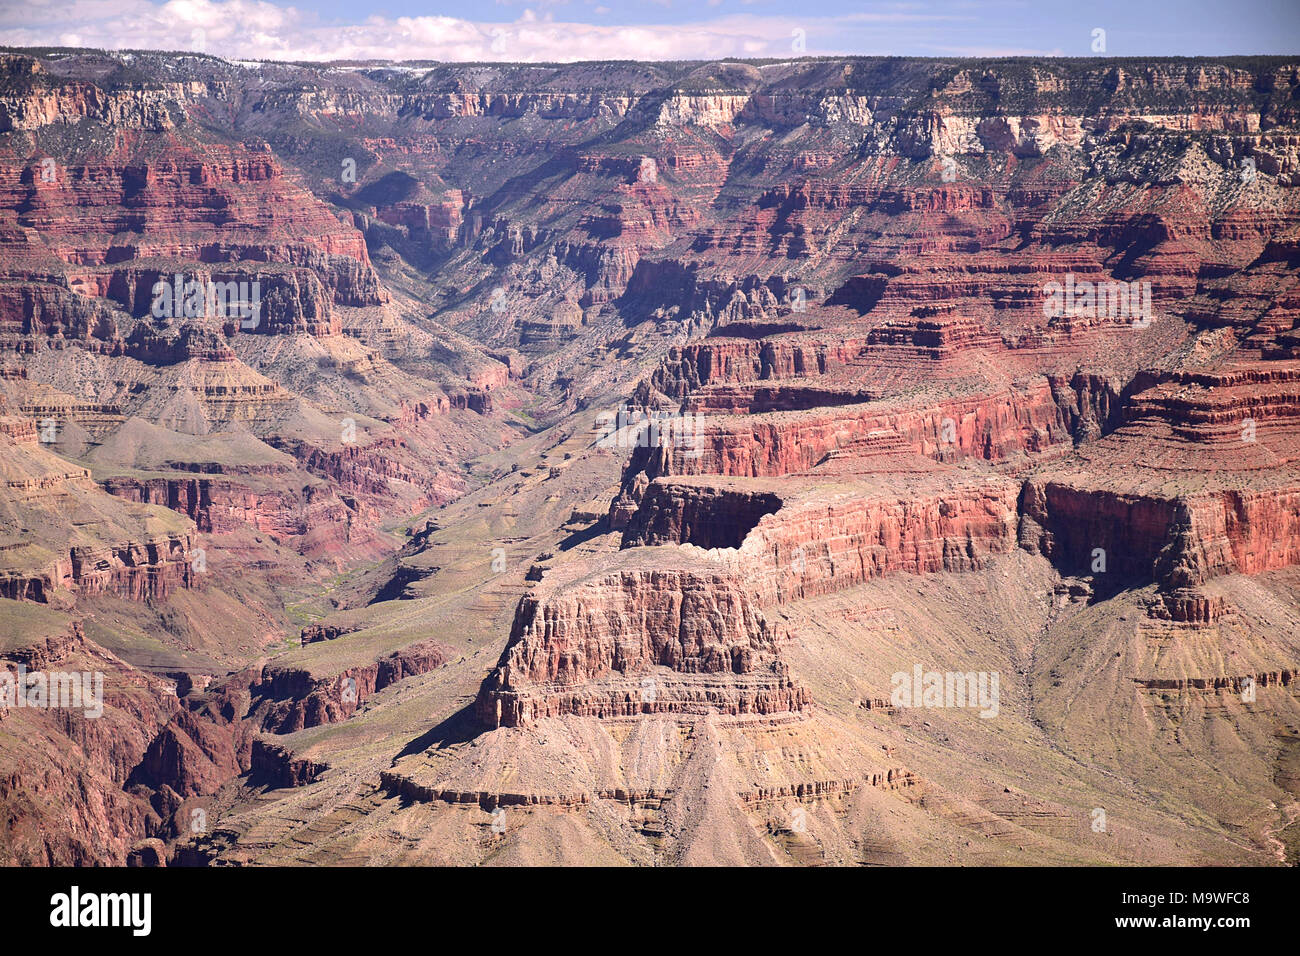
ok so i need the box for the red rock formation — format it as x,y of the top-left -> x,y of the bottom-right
0,613 -> 182,865
622,482 -> 783,549
1022,361 -> 1300,594
476,563 -> 807,728
255,638 -> 453,733
0,429 -> 199,604
120,635 -> 453,823
129,706 -> 242,799
101,473 -> 372,554
3,48 -> 1300,866
0,138 -> 383,309
249,740 -> 326,788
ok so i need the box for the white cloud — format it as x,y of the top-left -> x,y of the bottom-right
0,0 -> 967,62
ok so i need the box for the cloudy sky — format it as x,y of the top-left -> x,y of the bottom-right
0,0 -> 1296,63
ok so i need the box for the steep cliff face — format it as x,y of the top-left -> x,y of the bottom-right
476,562 -> 807,728
0,50 -> 528,866
623,471 -> 1020,600
100,473 -> 374,558
483,457 -> 1024,732
1019,358 -> 1300,621
743,474 -> 1020,603
134,53 -> 1289,386
622,482 -> 783,549
1,138 -> 382,309
448,53 -> 1300,788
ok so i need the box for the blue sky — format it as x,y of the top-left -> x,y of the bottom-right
1,0 -> 1296,61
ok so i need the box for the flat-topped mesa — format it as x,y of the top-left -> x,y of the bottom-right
475,564 -> 808,729
522,465 -> 1020,733
623,470 -> 1021,604
627,381 -> 1071,483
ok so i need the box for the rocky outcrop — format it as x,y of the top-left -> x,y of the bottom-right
4,47 -> 1300,866
476,564 -> 806,728
1135,670 -> 1296,694
621,468 -> 1020,602
249,740 -> 326,788
0,521 -> 196,603
1022,361 -> 1300,591
0,618 -> 182,866
101,473 -> 371,555
622,482 -> 782,549
117,634 -> 453,830
128,706 -> 242,799
256,638 -> 452,733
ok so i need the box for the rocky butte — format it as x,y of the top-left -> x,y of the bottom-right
0,49 -> 1298,866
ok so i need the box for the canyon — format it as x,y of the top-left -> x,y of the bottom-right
0,49 -> 1298,865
